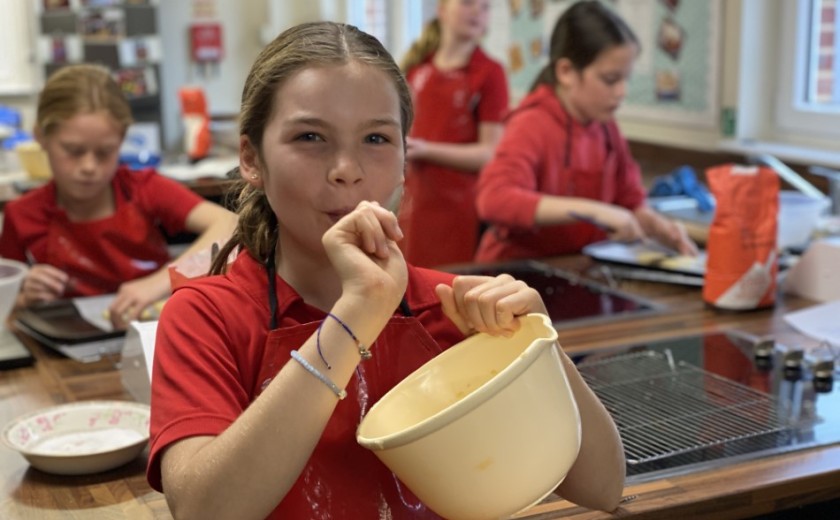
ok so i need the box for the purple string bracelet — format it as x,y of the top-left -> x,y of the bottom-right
316,312 -> 372,369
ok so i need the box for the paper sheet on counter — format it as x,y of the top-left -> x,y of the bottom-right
71,295 -> 163,332
119,320 -> 158,403
125,320 -> 158,380
783,300 -> 840,346
72,294 -> 116,331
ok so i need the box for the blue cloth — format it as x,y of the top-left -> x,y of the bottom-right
0,106 -> 22,129
120,153 -> 161,170
1,129 -> 33,150
649,165 -> 714,212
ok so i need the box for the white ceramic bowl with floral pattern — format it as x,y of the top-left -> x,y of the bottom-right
2,400 -> 151,475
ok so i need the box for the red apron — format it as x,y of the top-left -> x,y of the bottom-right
479,124 -> 618,260
399,59 -> 484,269
43,188 -> 170,297
256,316 -> 447,519
400,167 -> 479,268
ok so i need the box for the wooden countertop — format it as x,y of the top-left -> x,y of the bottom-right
1,256 -> 838,519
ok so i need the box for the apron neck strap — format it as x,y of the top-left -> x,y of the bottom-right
264,249 -> 413,331
266,250 -> 278,330
398,297 -> 413,317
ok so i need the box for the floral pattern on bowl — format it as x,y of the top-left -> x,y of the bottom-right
2,400 -> 151,475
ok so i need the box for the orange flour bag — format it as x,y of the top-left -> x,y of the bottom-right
703,164 -> 779,310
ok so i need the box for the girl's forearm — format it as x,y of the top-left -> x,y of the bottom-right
174,207 -> 238,266
412,140 -> 496,172
161,295 -> 397,519
554,347 -> 626,511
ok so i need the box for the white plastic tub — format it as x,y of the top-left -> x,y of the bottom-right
778,191 -> 830,250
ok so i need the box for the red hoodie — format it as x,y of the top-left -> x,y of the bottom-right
475,84 -> 645,262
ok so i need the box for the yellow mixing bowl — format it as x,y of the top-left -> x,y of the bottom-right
357,313 -> 581,520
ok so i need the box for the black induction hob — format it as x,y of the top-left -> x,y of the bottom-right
446,260 -> 661,328
571,330 -> 840,483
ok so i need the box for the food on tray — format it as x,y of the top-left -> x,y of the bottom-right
636,251 -> 668,265
659,255 -> 700,270
636,251 -> 701,271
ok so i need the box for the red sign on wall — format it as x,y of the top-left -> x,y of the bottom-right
190,23 -> 223,63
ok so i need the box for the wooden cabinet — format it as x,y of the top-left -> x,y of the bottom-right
0,0 -> 38,95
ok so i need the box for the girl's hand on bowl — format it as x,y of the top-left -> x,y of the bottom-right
435,275 -> 546,337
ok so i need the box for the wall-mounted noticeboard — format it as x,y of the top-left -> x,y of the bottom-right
484,0 -> 722,128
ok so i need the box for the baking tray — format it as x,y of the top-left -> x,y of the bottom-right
14,300 -> 124,345
582,240 -> 707,277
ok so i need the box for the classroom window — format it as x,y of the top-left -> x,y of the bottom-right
801,0 -> 839,106
776,0 -> 840,143
347,0 -> 426,58
348,0 -> 391,49
364,0 -> 389,47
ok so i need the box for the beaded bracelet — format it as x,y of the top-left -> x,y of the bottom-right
316,312 -> 372,369
289,350 -> 347,400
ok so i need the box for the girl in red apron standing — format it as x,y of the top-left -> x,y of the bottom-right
0,64 -> 236,326
475,1 -> 697,262
147,22 -> 625,519
398,0 -> 509,268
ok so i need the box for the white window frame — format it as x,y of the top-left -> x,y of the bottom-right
775,0 -> 840,143
346,0 -> 425,58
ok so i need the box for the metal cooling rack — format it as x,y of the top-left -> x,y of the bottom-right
578,351 -> 793,466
